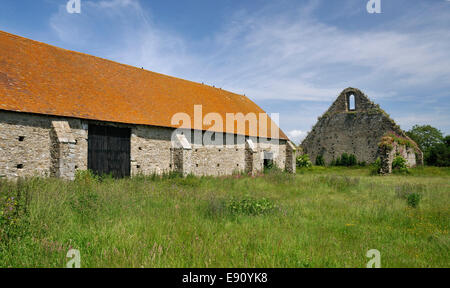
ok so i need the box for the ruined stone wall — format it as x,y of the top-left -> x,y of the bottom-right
0,111 -> 294,180
301,88 -> 414,165
379,142 -> 420,174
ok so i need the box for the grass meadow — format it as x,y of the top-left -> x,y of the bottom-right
0,166 -> 449,268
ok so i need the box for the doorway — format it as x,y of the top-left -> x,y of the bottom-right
88,125 -> 131,178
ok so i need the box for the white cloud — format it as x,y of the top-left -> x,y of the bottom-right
49,0 -> 450,101
287,129 -> 308,144
48,0 -> 450,134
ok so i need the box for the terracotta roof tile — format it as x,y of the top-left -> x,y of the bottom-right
0,30 -> 288,140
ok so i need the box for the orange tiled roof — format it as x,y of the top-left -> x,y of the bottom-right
0,31 -> 288,140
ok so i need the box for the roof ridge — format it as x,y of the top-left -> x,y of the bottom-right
0,30 -> 243,98
0,30 -> 289,140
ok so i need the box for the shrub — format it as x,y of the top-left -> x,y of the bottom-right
348,154 -> 357,166
392,156 -> 407,170
315,155 -> 325,166
370,158 -> 382,175
227,197 -> 276,216
407,193 -> 421,208
205,195 -> 278,218
341,153 -> 349,166
392,156 -> 409,174
296,154 -> 312,168
332,153 -> 357,167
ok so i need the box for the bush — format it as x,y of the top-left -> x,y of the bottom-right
227,197 -> 276,216
315,155 -> 325,166
370,158 -> 382,175
392,156 -> 407,170
407,193 -> 421,208
348,154 -> 357,166
296,154 -> 312,168
332,153 -> 357,167
392,156 -> 409,174
206,196 -> 277,217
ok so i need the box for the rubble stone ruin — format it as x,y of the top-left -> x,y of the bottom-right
301,88 -> 423,174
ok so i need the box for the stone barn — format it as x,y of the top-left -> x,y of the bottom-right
301,88 -> 422,170
0,31 -> 296,180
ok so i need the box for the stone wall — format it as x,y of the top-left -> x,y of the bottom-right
0,111 -> 52,178
379,142 -> 421,174
0,111 -> 88,180
131,125 -> 174,176
301,88 -> 421,166
0,110 -> 295,180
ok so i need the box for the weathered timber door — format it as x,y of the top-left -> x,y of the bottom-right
88,125 -> 131,178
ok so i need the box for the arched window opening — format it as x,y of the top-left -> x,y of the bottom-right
348,94 -> 356,111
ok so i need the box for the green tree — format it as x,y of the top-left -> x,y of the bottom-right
427,135 -> 450,167
406,125 -> 444,152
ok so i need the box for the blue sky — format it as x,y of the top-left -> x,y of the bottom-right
1,0 -> 449,143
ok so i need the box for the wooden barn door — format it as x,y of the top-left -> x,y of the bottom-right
88,125 -> 131,178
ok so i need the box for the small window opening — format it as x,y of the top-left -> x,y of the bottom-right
136,165 -> 141,169
263,151 -> 274,169
17,164 -> 23,169
263,159 -> 273,169
196,164 -> 199,167
18,136 -> 25,142
217,163 -> 220,167
348,94 -> 356,111
139,147 -> 142,150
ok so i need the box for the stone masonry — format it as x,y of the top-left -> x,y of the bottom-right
301,88 -> 422,168
0,110 -> 296,180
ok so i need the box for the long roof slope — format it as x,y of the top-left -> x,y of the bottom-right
0,31 -> 287,140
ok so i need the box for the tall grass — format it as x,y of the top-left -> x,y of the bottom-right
0,167 -> 448,268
